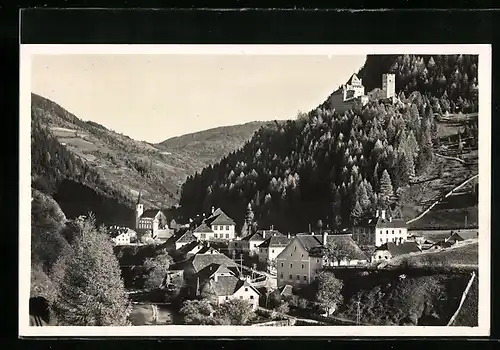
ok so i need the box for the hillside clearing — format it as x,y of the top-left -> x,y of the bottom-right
386,241 -> 478,270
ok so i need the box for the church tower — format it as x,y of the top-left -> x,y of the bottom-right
382,73 -> 396,99
135,191 -> 144,229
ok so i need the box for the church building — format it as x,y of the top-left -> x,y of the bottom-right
135,192 -> 171,240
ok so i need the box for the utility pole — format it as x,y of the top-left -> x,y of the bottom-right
240,253 -> 243,277
356,300 -> 361,326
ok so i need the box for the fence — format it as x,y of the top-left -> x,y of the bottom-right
447,270 -> 476,326
406,173 -> 478,225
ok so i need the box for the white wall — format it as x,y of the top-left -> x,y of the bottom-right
276,239 -> 312,287
211,224 -> 235,239
217,286 -> 259,310
375,228 -> 408,247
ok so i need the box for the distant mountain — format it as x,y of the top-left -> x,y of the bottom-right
31,93 -> 271,223
156,121 -> 276,167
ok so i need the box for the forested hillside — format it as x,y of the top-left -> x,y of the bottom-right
358,54 -> 478,113
178,54 -> 479,234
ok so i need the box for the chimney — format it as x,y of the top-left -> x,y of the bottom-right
389,217 -> 392,222
287,233 -> 291,239
381,210 -> 386,220
211,206 -> 215,214
322,231 -> 328,246
263,230 -> 266,239
213,272 -> 218,282
376,210 -> 379,218
311,232 -> 315,236
271,225 -> 274,230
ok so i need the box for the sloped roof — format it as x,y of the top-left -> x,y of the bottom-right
241,231 -> 265,242
356,216 -> 407,229
175,230 -> 198,244
375,217 -> 407,229
193,222 -> 213,233
346,73 -> 361,85
451,231 -> 478,241
207,211 -> 236,226
279,284 -> 293,297
191,253 -> 237,273
140,209 -> 164,219
295,233 -> 367,260
375,241 -> 421,256
258,235 -> 291,248
177,240 -> 201,255
201,275 -> 252,297
198,246 -> 220,255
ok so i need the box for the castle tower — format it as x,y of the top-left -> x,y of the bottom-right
382,73 -> 396,99
135,191 -> 144,229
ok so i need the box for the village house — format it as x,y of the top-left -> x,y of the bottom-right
177,240 -> 220,259
229,229 -> 281,257
192,207 -> 236,242
197,264 -> 261,310
352,209 -> 408,247
276,232 -> 367,288
109,226 -> 137,245
445,230 -> 478,244
372,241 -> 422,262
174,230 -> 198,251
171,252 -> 241,296
257,233 -> 291,273
135,192 -> 171,240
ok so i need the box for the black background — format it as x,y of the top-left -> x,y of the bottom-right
3,3 -> 499,348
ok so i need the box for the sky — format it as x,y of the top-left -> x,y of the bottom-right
31,54 -> 367,143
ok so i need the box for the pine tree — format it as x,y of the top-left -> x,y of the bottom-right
245,202 -> 255,232
379,169 -> 393,208
356,181 -> 371,211
52,216 -> 131,326
331,186 -> 342,229
350,200 -> 363,225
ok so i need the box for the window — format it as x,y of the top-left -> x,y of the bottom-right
225,296 -> 229,300
201,233 -> 206,239
272,250 -> 274,253
254,244 -> 257,247
245,287 -> 248,292
280,273 -> 283,279
392,230 -> 394,234
380,238 -> 383,243
240,296 -> 243,299
214,233 -> 218,238
289,274 -> 292,280
260,249 -> 263,253
250,295 -> 254,299
281,263 -> 284,267
226,234 -> 229,239
385,256 -> 388,260
294,246 -> 297,251
399,230 -> 402,234
290,263 -> 293,268
386,230 -> 389,234
303,275 -> 307,281
296,275 -> 300,280
226,226 -> 229,230
301,254 -> 304,257
301,264 -> 304,269
317,259 -> 320,263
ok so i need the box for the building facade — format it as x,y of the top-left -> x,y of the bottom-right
135,193 -> 170,239
192,207 -> 236,241
352,210 -> 408,247
276,232 -> 367,288
382,73 -> 396,99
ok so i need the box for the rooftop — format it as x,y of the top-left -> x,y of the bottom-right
175,230 -> 198,244
294,233 -> 368,260
258,235 -> 291,248
375,241 -> 421,256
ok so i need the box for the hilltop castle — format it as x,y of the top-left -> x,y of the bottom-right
329,73 -> 396,114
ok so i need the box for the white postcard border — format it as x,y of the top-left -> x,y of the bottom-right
19,44 -> 491,337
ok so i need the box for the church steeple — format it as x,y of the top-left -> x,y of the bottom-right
137,191 -> 142,205
135,191 -> 144,229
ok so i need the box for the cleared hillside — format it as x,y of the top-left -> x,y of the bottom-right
157,121 -> 275,166
32,94 -> 269,213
